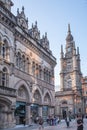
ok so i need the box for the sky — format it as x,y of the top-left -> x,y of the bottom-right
11,0 -> 87,91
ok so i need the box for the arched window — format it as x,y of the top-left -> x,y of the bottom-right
1,67 -> 9,87
44,93 -> 51,105
39,66 -> 42,79
0,39 -> 9,60
44,69 -> 46,80
33,89 -> 41,103
2,43 -> 6,58
32,62 -> 35,75
35,64 -> 39,78
21,55 -> 25,71
48,72 -> 51,83
26,57 -> 29,73
16,52 -> 21,68
18,86 -> 27,99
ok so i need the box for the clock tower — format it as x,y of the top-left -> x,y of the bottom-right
55,24 -> 83,117
60,24 -> 82,91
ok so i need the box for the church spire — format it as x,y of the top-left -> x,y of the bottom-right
66,24 -> 73,43
68,24 -> 71,34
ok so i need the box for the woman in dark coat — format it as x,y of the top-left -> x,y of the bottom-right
77,114 -> 83,130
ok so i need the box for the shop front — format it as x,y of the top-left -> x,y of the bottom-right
42,106 -> 49,121
15,101 -> 26,125
30,104 -> 39,123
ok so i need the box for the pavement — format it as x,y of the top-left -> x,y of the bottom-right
2,118 -> 87,130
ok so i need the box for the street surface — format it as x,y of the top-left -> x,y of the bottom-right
5,118 -> 87,130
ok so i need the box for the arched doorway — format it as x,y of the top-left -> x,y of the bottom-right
43,93 -> 51,120
15,85 -> 29,125
31,89 -> 42,122
61,100 -> 68,119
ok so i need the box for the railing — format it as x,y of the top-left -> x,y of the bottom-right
0,85 -> 16,97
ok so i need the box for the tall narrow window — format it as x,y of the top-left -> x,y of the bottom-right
44,69 -> 46,80
36,64 -> 39,78
2,43 -> 6,58
32,62 -> 35,76
1,39 -> 9,60
26,58 -> 29,73
39,66 -> 42,79
1,67 -> 8,87
21,55 -> 25,71
16,52 -> 21,69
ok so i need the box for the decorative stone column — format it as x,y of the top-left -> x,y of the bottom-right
38,106 -> 42,117
26,104 -> 31,125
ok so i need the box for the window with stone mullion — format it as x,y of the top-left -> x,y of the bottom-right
2,43 -> 6,59
44,69 -> 46,81
21,55 -> 25,71
26,58 -> 29,73
39,66 -> 42,79
1,68 -> 8,87
48,72 -> 51,83
36,64 -> 39,78
32,62 -> 35,76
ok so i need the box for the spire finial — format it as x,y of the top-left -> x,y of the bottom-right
61,45 -> 64,58
77,47 -> 79,54
17,8 -> 19,15
22,6 -> 24,12
61,45 -> 63,53
35,21 -> 37,26
68,23 -> 71,33
45,32 -> 47,37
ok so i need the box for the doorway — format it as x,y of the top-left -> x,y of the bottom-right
15,101 -> 26,125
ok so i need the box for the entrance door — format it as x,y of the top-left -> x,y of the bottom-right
62,107 -> 68,119
30,104 -> 39,123
15,101 -> 26,125
42,106 -> 48,121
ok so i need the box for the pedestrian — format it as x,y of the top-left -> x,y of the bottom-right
38,116 -> 44,130
23,118 -> 26,126
77,114 -> 83,130
65,115 -> 70,127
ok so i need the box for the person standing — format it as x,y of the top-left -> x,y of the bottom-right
77,114 -> 83,130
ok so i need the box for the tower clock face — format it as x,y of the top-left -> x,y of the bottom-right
67,47 -> 71,52
63,61 -> 67,67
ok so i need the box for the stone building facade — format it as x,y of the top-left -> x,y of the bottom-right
82,76 -> 87,117
0,0 -> 56,128
55,24 -> 83,118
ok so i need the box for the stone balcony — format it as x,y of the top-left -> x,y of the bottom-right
0,85 -> 16,97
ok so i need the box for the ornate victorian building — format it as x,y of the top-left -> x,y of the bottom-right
55,24 -> 83,118
0,0 -> 56,128
82,76 -> 87,117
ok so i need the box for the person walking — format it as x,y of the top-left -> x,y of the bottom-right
38,116 -> 44,130
77,114 -> 83,130
65,115 -> 70,127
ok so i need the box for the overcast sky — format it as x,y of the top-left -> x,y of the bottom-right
12,0 -> 87,91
